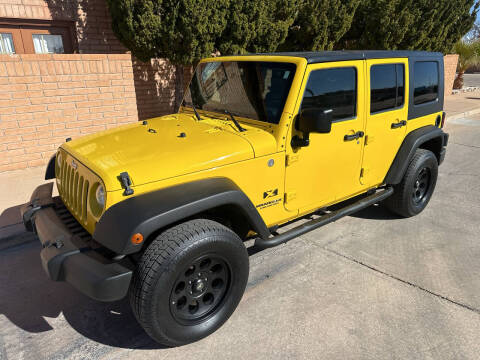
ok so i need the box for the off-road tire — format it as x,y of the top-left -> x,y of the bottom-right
385,148 -> 438,217
129,219 -> 249,347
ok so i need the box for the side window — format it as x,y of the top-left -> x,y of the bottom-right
414,61 -> 439,105
301,67 -> 357,122
0,32 -> 15,54
370,64 -> 405,114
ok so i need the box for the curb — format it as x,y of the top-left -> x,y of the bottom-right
446,107 -> 480,121
0,223 -> 37,251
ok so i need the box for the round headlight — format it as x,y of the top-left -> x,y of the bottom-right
95,185 -> 105,208
56,153 -> 62,169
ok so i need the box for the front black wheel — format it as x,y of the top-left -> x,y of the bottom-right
129,219 -> 249,347
385,149 -> 438,217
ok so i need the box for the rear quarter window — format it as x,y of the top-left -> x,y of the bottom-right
413,61 -> 439,105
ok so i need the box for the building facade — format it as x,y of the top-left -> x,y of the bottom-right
0,0 -> 180,172
0,0 -> 458,173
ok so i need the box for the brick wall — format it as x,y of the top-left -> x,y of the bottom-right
444,54 -> 458,99
0,53 -> 138,172
0,0 -> 181,122
132,58 -> 177,120
0,0 -> 126,53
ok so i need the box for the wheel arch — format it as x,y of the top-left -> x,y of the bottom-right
385,125 -> 448,185
93,178 -> 271,255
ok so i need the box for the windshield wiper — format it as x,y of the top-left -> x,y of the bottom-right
224,110 -> 246,132
191,103 -> 201,121
183,101 -> 201,121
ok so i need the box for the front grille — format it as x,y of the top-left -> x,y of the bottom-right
53,197 -> 92,242
53,197 -> 119,260
58,155 -> 90,224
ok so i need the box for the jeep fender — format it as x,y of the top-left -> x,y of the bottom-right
93,178 -> 271,255
384,125 -> 448,185
45,154 -> 56,180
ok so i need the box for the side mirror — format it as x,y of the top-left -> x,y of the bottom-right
297,108 -> 333,134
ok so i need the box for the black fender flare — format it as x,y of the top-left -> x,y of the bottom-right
384,125 -> 448,185
93,177 -> 271,255
45,154 -> 56,180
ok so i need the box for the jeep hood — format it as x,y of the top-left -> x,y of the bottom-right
61,113 -> 277,191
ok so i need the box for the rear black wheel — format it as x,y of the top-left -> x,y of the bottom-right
129,219 -> 249,347
385,149 -> 438,217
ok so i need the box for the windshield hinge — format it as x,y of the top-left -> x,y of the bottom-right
286,154 -> 299,166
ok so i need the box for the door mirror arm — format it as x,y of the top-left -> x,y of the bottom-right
291,133 -> 310,148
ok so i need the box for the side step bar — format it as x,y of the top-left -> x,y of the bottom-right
254,187 -> 394,250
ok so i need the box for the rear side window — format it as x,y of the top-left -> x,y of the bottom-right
414,61 -> 439,105
301,67 -> 357,122
370,64 -> 405,113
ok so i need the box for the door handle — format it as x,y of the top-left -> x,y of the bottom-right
391,120 -> 407,129
344,131 -> 364,141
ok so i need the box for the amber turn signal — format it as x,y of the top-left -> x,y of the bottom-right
131,233 -> 144,245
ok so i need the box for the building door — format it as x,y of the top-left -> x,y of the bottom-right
284,61 -> 367,214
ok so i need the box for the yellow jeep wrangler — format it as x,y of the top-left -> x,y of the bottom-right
22,51 -> 448,346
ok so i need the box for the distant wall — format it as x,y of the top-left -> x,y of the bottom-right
0,53 -> 138,172
444,54 -> 459,99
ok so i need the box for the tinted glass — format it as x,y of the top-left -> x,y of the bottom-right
371,65 -> 396,113
370,64 -> 405,113
301,67 -> 357,121
414,61 -> 439,105
396,64 -> 404,107
183,61 -> 296,124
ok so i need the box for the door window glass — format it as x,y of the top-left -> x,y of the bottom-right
370,64 -> 405,113
414,61 -> 439,105
32,34 -> 64,54
0,33 -> 15,54
301,67 -> 357,121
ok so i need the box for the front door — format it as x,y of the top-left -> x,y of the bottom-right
284,61 -> 367,214
361,59 -> 409,187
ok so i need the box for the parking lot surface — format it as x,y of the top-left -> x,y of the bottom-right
0,116 -> 479,360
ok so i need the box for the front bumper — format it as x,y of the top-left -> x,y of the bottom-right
21,183 -> 132,302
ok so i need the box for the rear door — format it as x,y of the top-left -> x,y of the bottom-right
361,58 -> 409,187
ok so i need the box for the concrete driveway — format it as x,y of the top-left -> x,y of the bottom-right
463,73 -> 480,88
1,117 -> 479,360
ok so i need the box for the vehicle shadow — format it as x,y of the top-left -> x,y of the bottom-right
349,203 -> 403,220
0,242 -> 166,350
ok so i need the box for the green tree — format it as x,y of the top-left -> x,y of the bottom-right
453,40 -> 480,89
107,0 -> 230,65
342,0 -> 479,53
107,0 -> 297,108
218,0 -> 298,55
281,0 -> 361,51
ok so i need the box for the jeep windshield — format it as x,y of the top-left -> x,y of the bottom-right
183,61 -> 296,125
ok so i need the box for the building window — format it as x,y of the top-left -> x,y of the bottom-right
0,32 -> 15,54
0,20 -> 75,54
301,67 -> 357,122
32,34 -> 64,54
370,64 -> 405,114
414,61 -> 439,105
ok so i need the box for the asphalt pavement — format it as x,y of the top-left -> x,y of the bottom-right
0,116 -> 479,360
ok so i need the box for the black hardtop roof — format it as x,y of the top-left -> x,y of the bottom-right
230,50 -> 443,64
